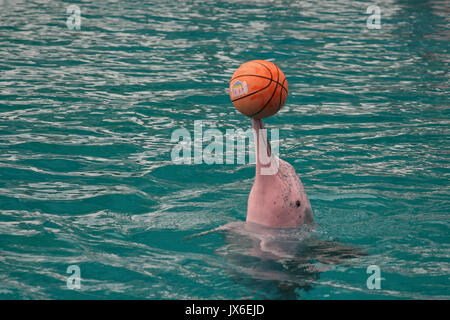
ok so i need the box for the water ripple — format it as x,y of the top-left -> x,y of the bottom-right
0,0 -> 448,299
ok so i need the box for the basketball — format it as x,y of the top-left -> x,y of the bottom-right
229,60 -> 288,119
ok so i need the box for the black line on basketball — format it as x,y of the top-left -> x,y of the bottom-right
279,84 -> 283,111
249,65 -> 280,118
231,74 -> 288,93
254,61 -> 273,82
277,77 -> 287,113
231,78 -> 273,103
255,61 -> 287,94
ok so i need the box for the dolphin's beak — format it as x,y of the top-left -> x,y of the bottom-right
252,118 -> 271,158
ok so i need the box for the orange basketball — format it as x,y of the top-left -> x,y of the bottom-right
229,60 -> 288,119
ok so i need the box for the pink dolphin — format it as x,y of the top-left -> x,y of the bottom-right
247,118 -> 314,228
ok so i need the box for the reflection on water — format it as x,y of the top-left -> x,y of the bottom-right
192,221 -> 367,299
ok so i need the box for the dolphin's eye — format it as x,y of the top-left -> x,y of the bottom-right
296,200 -> 301,207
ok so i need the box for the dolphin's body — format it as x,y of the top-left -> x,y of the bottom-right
247,119 -> 314,228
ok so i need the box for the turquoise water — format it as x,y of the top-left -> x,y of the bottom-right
0,0 -> 449,299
